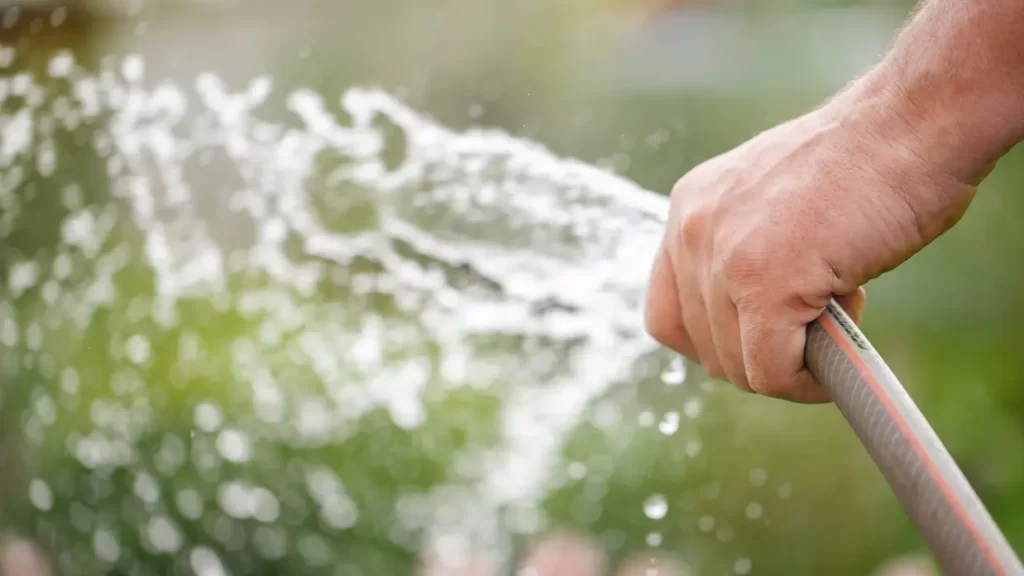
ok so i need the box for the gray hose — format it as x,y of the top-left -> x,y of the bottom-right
805,299 -> 1024,576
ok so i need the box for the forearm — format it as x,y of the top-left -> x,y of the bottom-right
835,0 -> 1024,185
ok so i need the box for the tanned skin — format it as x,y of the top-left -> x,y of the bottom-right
645,0 -> 1024,402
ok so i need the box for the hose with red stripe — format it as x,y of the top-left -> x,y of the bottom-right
806,299 -> 1024,576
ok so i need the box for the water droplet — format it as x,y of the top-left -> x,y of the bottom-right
176,488 -> 204,520
248,76 -> 272,104
125,334 -> 151,365
3,7 -> 19,29
145,516 -> 182,553
658,411 -> 679,435
646,531 -> 663,547
194,402 -> 223,432
702,482 -> 721,500
47,51 -> 74,78
638,410 -> 656,428
298,534 -> 332,566
32,391 -> 56,425
468,103 -> 483,119
254,526 -> 288,560
685,440 -> 702,458
745,502 -> 763,520
683,397 -> 703,419
0,316 -> 17,347
93,529 -> 120,563
661,358 -> 686,386
121,54 -> 144,83
60,368 -> 79,395
133,472 -> 159,504
646,128 -> 672,149
749,468 -> 767,487
50,6 -> 67,27
716,526 -> 734,543
306,467 -> 359,529
777,482 -> 793,499
252,487 -> 280,523
698,515 -> 715,533
567,461 -> 588,480
8,260 -> 39,297
734,557 -> 752,575
589,397 -> 618,428
29,478 -> 52,511
190,547 -> 227,576
218,481 -> 252,519
216,428 -> 252,463
643,494 -> 668,520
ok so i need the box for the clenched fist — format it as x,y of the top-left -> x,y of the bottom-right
644,67 -> 985,403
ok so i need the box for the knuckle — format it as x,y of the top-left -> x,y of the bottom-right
670,168 -> 701,199
725,362 -> 752,392
703,359 -> 725,381
720,250 -> 771,309
725,371 -> 753,393
678,206 -> 711,252
670,174 -> 713,253
747,374 -> 774,396
748,373 -> 794,399
745,362 -> 776,397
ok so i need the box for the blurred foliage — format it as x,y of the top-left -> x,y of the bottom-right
1,1 -> 1023,575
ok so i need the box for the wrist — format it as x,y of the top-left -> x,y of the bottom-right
808,64 -> 987,243
848,55 -> 1024,187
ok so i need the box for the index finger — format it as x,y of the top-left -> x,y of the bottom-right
645,242 -> 697,359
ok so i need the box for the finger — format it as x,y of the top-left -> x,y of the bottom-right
834,286 -> 867,325
518,532 -> 605,576
676,270 -> 724,381
616,553 -> 689,576
645,242 -> 697,358
738,304 -> 830,403
706,285 -> 752,392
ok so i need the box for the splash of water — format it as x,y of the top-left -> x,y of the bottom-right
0,48 -> 702,572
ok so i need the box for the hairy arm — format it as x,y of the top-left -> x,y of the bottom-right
840,0 -> 1024,186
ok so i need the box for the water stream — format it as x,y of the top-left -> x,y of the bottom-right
0,47 -> 724,574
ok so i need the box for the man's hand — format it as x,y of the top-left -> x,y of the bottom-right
644,71 -> 979,402
645,0 -> 1024,402
644,0 -> 1024,402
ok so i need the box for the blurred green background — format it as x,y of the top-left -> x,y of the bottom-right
2,0 -> 1023,575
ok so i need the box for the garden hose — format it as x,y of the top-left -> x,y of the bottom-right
805,300 -> 1024,576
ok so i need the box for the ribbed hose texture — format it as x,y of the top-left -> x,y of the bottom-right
805,301 -> 1023,576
